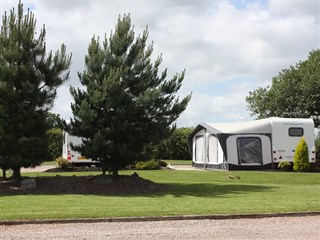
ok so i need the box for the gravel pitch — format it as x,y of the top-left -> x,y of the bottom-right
1,216 -> 320,240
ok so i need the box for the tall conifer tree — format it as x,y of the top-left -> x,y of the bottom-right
69,15 -> 191,176
0,1 -> 71,178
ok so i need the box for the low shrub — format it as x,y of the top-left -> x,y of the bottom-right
158,160 -> 168,167
278,160 -> 292,172
135,159 -> 160,170
55,157 -> 72,170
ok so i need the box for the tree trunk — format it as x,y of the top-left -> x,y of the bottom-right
12,167 -> 21,179
112,166 -> 119,176
2,168 -> 6,179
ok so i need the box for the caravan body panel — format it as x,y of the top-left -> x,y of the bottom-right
271,118 -> 316,163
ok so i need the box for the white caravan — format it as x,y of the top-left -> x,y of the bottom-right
188,117 -> 316,170
62,132 -> 99,166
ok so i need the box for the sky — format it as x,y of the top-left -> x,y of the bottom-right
1,0 -> 319,127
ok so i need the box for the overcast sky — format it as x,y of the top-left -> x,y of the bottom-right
1,0 -> 319,127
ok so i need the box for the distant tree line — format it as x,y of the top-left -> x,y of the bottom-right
246,49 -> 320,127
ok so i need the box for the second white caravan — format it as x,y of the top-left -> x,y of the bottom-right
62,132 -> 99,166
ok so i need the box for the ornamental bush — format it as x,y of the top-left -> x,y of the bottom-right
293,137 -> 310,172
158,160 -> 168,167
135,160 -> 160,170
55,157 -> 71,170
278,160 -> 292,172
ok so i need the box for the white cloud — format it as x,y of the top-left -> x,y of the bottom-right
1,0 -> 319,126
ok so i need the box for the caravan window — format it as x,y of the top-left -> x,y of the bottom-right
237,137 -> 262,164
288,127 -> 304,137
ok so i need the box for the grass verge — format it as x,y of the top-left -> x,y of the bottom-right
164,160 -> 192,165
0,170 -> 319,220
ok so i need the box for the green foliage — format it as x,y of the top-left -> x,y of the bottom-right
0,2 -> 71,178
68,15 -> 191,176
46,112 -> 63,161
55,157 -> 71,170
278,160 -> 292,172
47,128 -> 63,161
293,137 -> 310,172
46,112 -> 64,129
135,160 -> 160,170
246,49 -> 320,126
152,127 -> 193,160
157,160 -> 168,167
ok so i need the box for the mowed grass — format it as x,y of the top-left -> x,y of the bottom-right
0,169 -> 320,220
164,160 -> 192,165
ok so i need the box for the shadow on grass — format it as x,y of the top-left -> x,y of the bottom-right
159,182 -> 274,198
0,176 -> 275,198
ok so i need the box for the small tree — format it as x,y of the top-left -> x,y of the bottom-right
69,15 -> 191,176
46,112 -> 64,129
0,2 -> 71,178
47,128 -> 63,161
46,112 -> 63,161
293,137 -> 310,172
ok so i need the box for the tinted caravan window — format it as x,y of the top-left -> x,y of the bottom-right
237,137 -> 262,164
288,127 -> 304,137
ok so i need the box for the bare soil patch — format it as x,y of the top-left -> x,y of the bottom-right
0,173 -> 166,195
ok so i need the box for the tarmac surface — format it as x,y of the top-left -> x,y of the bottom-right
21,165 -> 55,172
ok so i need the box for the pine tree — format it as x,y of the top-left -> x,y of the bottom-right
293,137 -> 310,172
0,1 -> 71,179
69,15 -> 191,176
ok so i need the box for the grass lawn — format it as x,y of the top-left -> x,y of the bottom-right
0,170 -> 319,220
164,160 -> 192,165
42,161 -> 56,165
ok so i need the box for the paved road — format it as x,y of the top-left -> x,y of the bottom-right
21,165 -> 55,173
1,216 -> 319,240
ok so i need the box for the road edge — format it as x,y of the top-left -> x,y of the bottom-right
1,211 -> 320,226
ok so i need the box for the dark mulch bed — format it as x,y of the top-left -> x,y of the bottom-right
0,173 -> 167,196
45,166 -> 103,172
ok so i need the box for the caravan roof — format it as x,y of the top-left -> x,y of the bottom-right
192,117 -> 313,135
